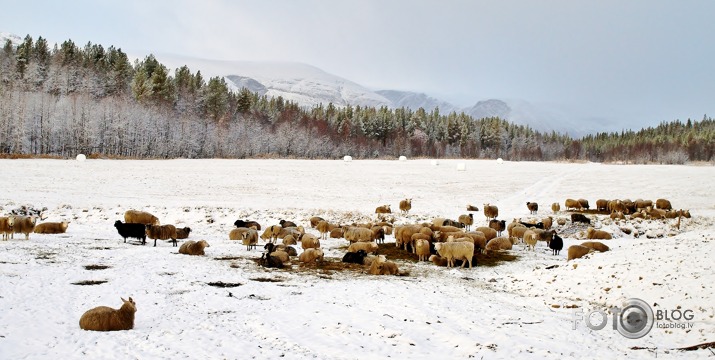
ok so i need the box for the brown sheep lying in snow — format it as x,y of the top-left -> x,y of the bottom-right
567,245 -> 592,260
79,297 -> 136,331
586,227 -> 612,240
34,221 -> 69,234
179,240 -> 210,255
375,205 -> 391,214
580,241 -> 609,252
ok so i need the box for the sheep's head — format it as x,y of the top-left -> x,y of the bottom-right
198,240 -> 209,248
7,216 -> 15,227
121,297 -> 137,312
60,221 -> 69,231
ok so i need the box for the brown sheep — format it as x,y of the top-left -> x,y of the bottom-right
79,297 -> 136,331
586,227 -> 612,240
489,219 -> 506,236
145,224 -> 178,247
399,198 -> 412,214
375,205 -> 391,214
369,259 -> 399,275
458,214 -> 474,231
175,227 -> 191,239
634,199 -> 653,211
551,202 -> 561,213
414,239 -> 431,261
429,254 -> 449,267
0,216 -> 14,240
329,228 -> 344,239
485,237 -> 513,253
33,221 -> 69,234
578,199 -> 590,210
464,232 -> 487,253
509,225 -> 529,243
124,210 -> 159,225
242,229 -> 259,250
483,203 -> 498,221
610,211 -> 626,220
526,202 -> 538,215
564,199 -> 582,211
179,240 -> 210,255
11,216 -> 37,240
309,216 -> 325,228
466,204 -> 479,212
580,241 -> 610,252
317,220 -> 331,240
567,245 -> 592,260
474,226 -> 497,241
299,248 -> 324,263
596,199 -> 609,212
541,216 -> 553,230
347,241 -> 379,254
608,199 -> 626,213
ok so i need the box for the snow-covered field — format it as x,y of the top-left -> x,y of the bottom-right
0,158 -> 713,359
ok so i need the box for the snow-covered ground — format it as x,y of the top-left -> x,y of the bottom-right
0,158 -> 713,359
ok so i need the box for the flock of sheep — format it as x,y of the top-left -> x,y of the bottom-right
1,194 -> 689,332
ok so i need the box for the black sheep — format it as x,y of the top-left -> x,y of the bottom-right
234,219 -> 262,230
489,219 -> 506,236
570,213 -> 591,224
549,233 -> 564,255
519,221 -> 544,229
279,219 -> 297,228
114,220 -> 147,245
259,252 -> 284,268
342,250 -> 368,264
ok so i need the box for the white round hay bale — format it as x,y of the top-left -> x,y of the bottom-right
431,160 -> 439,166
399,156 -> 407,162
456,162 -> 466,171
343,155 -> 353,162
496,158 -> 504,164
76,154 -> 86,162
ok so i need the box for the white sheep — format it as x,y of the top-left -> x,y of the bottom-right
0,216 -> 15,240
124,210 -> 159,225
523,229 -> 538,251
300,233 -> 321,250
485,237 -> 513,253
179,240 -> 210,255
434,241 -> 474,268
344,226 -> 375,243
347,241 -> 379,254
79,297 -> 136,331
414,239 -> 431,261
299,248 -> 324,263
33,221 -> 69,234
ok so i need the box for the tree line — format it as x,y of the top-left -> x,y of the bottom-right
1,34 -> 713,164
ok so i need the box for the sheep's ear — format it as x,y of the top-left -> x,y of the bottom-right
121,297 -> 127,302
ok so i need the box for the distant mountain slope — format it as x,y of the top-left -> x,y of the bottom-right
375,90 -> 458,113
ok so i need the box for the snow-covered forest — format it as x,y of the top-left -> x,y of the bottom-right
1,34 -> 714,162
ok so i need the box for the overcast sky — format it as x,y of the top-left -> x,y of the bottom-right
2,0 -> 714,129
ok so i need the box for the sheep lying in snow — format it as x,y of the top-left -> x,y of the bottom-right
114,221 -> 147,245
145,224 -> 178,247
571,213 -> 591,224
586,227 -> 612,240
434,241 -> 474,268
375,205 -> 391,214
0,216 -> 14,240
264,243 -> 291,265
580,241 -> 609,252
483,204 -> 498,221
329,228 -> 344,239
369,258 -> 399,275
299,233 -> 321,250
526,202 -> 538,215
33,221 -> 69,234
299,248 -> 324,263
11,216 -> 37,240
179,240 -> 210,255
610,211 -> 626,220
485,237 -> 513,253
458,214 -> 474,231
124,210 -> 159,226
399,198 -> 412,214
342,250 -> 368,264
347,242 -> 378,254
466,204 -> 479,212
79,297 -> 136,331
175,227 -> 191,239
279,219 -> 297,228
429,254 -> 449,267
259,252 -> 284,268
414,239 -> 431,261
567,245 -> 593,260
